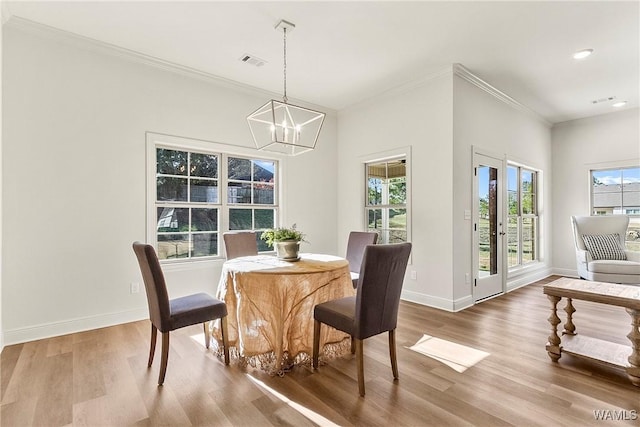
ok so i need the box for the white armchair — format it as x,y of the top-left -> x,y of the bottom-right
571,215 -> 640,284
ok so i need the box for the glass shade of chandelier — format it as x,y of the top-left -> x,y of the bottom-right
247,20 -> 325,156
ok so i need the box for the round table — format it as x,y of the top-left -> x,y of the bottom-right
212,253 -> 355,374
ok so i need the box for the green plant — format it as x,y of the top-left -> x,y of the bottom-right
260,224 -> 306,248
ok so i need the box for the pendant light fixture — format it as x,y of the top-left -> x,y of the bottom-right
247,20 -> 325,156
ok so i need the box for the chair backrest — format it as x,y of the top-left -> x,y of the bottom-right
132,242 -> 171,331
571,215 -> 629,251
355,242 -> 412,340
345,231 -> 378,274
223,232 -> 258,259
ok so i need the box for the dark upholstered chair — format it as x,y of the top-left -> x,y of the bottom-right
313,242 -> 412,396
345,231 -> 378,288
132,242 -> 229,385
223,231 -> 258,260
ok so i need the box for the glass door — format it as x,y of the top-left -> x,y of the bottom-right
473,153 -> 505,301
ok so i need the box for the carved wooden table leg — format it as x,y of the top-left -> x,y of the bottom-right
626,308 -> 640,386
563,298 -> 576,335
546,295 -> 562,361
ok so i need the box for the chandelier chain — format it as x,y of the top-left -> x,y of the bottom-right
283,27 -> 288,103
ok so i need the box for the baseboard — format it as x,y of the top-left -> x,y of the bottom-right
401,289 -> 455,312
507,266 -> 554,292
551,267 -> 579,278
3,308 -> 148,346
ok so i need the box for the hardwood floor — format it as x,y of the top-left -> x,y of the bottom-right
1,276 -> 638,426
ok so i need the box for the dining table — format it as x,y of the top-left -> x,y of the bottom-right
211,253 -> 355,375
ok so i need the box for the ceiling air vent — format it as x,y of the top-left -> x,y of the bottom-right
591,96 -> 616,104
239,53 -> 267,67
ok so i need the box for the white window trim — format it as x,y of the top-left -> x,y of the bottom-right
145,132 -> 285,267
359,146 -> 412,249
506,161 -> 543,273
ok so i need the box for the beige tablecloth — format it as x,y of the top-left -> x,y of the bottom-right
212,253 -> 355,374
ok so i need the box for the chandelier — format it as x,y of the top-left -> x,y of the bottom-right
247,20 -> 325,156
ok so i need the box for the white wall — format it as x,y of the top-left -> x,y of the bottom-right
452,74 -> 553,307
2,20 -> 338,345
551,108 -> 640,276
0,6 -> 6,352
337,70 -> 455,309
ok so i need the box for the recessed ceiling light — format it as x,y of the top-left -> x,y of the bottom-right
612,101 -> 627,108
573,49 -> 594,60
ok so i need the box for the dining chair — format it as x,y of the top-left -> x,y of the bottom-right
312,242 -> 412,396
345,231 -> 378,288
132,242 -> 229,385
223,231 -> 259,260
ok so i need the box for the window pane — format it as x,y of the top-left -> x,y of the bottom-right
157,234 -> 189,259
257,238 -> 271,253
191,208 -> 217,231
628,218 -> 640,251
192,233 -> 217,257
367,208 -> 382,230
367,178 -> 383,205
228,182 -> 252,204
157,149 -> 187,175
389,177 -> 406,204
157,207 -> 189,232
190,179 -> 218,203
157,177 -> 187,201
522,194 -> 535,215
522,217 -> 536,263
389,208 -> 407,231
190,152 -> 218,178
228,157 -> 251,181
253,183 -> 274,205
229,208 -> 252,230
507,216 -> 518,268
253,160 -> 275,181
255,209 -> 275,229
507,166 -> 518,215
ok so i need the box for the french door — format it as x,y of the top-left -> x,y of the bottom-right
473,153 -> 505,302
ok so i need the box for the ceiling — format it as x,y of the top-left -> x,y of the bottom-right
4,1 -> 639,124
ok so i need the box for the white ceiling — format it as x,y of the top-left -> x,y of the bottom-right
4,1 -> 639,124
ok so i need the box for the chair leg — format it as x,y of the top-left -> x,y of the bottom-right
389,329 -> 399,379
204,322 -> 211,349
220,316 -> 230,365
355,338 -> 365,397
158,332 -> 170,386
312,319 -> 321,369
148,324 -> 157,367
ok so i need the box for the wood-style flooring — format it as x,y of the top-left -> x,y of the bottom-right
1,276 -> 638,426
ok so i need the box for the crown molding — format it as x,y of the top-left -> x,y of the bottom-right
4,15 -> 336,116
452,63 -> 551,127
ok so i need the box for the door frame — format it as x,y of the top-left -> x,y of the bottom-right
472,148 -> 506,303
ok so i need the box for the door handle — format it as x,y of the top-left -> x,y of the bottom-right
499,232 -> 506,236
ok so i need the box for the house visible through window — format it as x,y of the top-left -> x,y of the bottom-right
154,146 -> 277,260
507,165 -> 539,269
365,158 -> 407,244
591,166 -> 640,251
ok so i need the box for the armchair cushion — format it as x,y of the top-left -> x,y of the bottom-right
589,259 -> 640,275
582,233 -> 627,261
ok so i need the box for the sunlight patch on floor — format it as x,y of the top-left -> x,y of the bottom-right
407,334 -> 490,373
247,374 -> 340,427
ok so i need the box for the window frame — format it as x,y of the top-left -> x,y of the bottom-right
589,164 -> 640,251
506,162 -> 541,271
146,132 -> 283,265
361,146 -> 412,246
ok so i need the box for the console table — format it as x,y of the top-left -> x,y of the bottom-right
543,277 -> 640,386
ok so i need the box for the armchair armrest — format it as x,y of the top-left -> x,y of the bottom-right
576,249 -> 591,264
625,250 -> 640,262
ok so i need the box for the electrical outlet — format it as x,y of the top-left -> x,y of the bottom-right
465,273 -> 470,284
130,282 -> 140,294
410,270 -> 417,280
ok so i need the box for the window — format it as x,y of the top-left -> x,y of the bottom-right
153,142 -> 278,261
365,158 -> 407,244
507,165 -> 539,269
591,166 -> 640,251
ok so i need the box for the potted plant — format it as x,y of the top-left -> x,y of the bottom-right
260,224 -> 306,260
